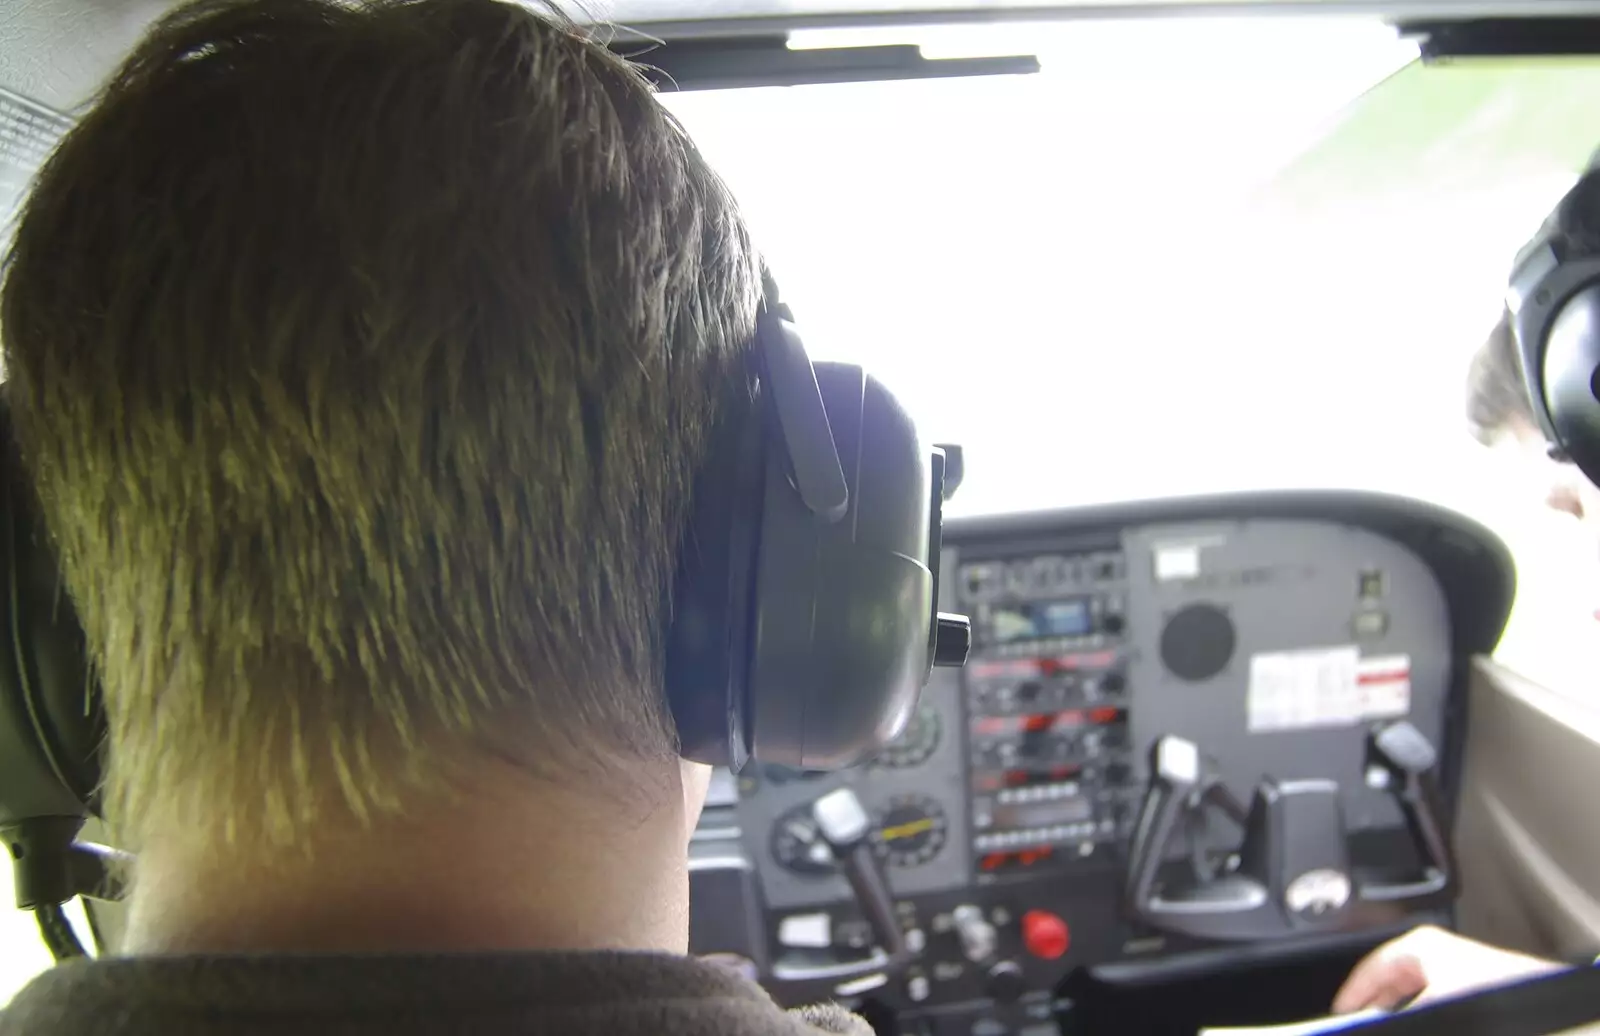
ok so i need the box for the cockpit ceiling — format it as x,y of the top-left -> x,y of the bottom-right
584,0 -> 1600,37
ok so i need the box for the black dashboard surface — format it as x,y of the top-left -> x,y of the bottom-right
687,490 -> 1514,1036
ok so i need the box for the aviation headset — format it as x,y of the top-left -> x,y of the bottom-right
0,270 -> 971,939
1507,164 -> 1600,489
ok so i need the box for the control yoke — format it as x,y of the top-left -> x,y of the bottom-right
1123,722 -> 1456,942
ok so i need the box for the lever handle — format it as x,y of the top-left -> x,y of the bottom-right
834,839 -> 907,964
811,788 -> 909,979
1123,736 -> 1203,917
1359,722 -> 1456,905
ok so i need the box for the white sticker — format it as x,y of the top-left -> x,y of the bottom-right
1154,544 -> 1201,582
778,913 -> 833,949
1356,654 -> 1412,720
1248,646 -> 1361,732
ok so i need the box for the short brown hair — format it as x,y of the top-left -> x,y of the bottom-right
1,0 -> 759,848
1466,309 -> 1537,445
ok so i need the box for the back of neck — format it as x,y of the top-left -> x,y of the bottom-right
119,759 -> 695,956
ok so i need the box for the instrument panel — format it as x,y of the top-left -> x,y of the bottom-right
688,492 -> 1513,1036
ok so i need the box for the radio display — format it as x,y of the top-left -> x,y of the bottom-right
989,599 -> 1091,643
993,796 -> 1092,831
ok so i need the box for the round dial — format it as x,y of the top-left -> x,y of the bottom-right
878,705 -> 941,769
770,805 -> 837,875
873,795 -> 949,868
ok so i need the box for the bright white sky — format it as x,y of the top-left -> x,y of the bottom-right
660,20 -> 1575,519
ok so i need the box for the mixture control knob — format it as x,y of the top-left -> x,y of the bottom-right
951,904 -> 997,964
986,960 -> 1027,1003
1022,910 -> 1070,960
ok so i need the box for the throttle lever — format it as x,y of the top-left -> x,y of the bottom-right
811,788 -> 910,976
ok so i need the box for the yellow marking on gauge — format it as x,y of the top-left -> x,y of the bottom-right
881,817 -> 936,842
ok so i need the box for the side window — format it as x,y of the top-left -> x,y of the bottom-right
1475,470 -> 1600,696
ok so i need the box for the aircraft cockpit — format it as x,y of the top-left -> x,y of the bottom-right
688,487 -> 1511,1034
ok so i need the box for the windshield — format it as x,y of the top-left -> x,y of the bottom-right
662,22 -> 1600,690
660,22 -> 1600,513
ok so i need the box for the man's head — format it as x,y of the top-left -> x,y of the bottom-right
0,0 -> 760,852
1467,309 -> 1600,532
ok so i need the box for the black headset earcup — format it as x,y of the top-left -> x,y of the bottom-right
665,389 -> 767,769
666,295 -> 939,772
0,402 -> 101,825
1541,284 -> 1600,489
744,361 -> 932,771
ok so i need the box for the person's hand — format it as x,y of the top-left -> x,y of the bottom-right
1332,926 -> 1566,1014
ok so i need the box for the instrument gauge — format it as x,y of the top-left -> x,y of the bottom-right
873,795 -> 949,869
770,805 -> 838,876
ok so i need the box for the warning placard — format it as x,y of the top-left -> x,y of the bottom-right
0,87 -> 73,246
1355,654 -> 1411,720
1247,646 -> 1361,732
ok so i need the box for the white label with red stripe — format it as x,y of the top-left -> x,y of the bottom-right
1248,647 -> 1411,732
1247,646 -> 1361,732
1355,654 -> 1411,720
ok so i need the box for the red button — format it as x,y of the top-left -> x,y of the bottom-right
1022,910 -> 1070,960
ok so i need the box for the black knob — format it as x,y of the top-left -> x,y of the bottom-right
1101,613 -> 1126,635
1016,680 -> 1043,701
934,612 -> 972,667
986,960 -> 1027,1003
1100,671 -> 1126,694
